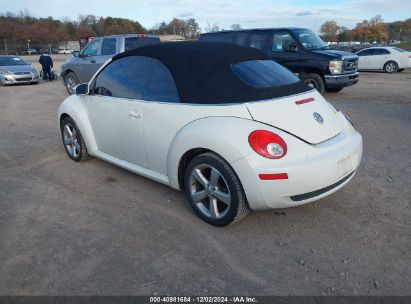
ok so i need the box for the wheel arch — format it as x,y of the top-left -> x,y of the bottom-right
61,68 -> 75,78
167,117 -> 257,190
384,60 -> 400,69
58,96 -> 98,154
299,67 -> 325,78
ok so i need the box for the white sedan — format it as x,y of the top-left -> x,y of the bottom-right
57,48 -> 73,54
356,47 -> 411,73
58,42 -> 363,226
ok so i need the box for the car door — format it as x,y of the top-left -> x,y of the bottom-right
357,49 -> 373,69
76,38 -> 102,82
269,30 -> 301,72
86,56 -> 150,167
368,48 -> 390,69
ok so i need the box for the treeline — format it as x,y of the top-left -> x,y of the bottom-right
320,15 -> 411,42
0,11 -> 201,47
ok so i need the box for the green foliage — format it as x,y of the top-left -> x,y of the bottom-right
396,41 -> 411,51
151,18 -> 200,38
320,16 -> 411,43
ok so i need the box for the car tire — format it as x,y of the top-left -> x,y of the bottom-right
325,87 -> 343,93
60,116 -> 89,162
184,152 -> 249,226
299,73 -> 325,93
384,61 -> 398,73
64,72 -> 80,95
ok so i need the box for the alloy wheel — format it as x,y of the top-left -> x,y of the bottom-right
304,79 -> 318,89
63,123 -> 80,158
66,76 -> 77,94
385,62 -> 398,73
189,164 -> 231,219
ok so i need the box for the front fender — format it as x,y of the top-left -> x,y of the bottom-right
57,95 -> 98,154
167,116 -> 259,190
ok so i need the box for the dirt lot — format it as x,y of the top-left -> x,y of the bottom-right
0,68 -> 410,296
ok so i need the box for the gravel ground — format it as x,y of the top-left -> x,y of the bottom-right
0,69 -> 410,296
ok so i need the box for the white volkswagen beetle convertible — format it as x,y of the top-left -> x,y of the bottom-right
58,42 -> 363,226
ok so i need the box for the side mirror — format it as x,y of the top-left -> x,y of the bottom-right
75,83 -> 89,95
72,51 -> 80,57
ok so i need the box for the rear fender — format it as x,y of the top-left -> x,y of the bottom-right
167,117 -> 259,190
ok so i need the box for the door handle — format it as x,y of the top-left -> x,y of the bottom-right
90,60 -> 96,63
129,111 -> 143,119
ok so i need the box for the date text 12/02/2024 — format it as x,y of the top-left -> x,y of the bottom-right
149,296 -> 257,303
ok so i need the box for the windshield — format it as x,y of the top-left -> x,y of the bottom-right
0,57 -> 28,66
292,29 -> 328,50
231,59 -> 300,88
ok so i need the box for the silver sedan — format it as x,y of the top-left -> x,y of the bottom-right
0,56 -> 40,85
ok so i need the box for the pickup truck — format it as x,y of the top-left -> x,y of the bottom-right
61,34 -> 160,94
200,28 -> 359,93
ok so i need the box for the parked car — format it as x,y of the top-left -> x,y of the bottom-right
27,49 -> 38,55
61,34 -> 160,94
356,47 -> 411,73
58,42 -> 363,226
57,48 -> 73,54
0,55 -> 40,85
200,28 -> 359,93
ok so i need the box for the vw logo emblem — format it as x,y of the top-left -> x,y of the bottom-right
313,112 -> 324,124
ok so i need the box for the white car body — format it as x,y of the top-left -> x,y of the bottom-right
58,42 -> 363,225
357,47 -> 411,71
58,63 -> 362,211
58,49 -> 72,54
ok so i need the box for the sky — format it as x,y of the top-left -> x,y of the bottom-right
1,0 -> 410,32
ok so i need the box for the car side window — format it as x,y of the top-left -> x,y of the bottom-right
94,56 -> 150,99
377,49 -> 390,55
82,39 -> 101,57
101,38 -> 117,55
358,49 -> 373,56
272,32 -> 294,52
144,59 -> 180,102
125,37 -> 160,51
233,32 -> 248,46
203,33 -> 234,43
248,32 -> 269,51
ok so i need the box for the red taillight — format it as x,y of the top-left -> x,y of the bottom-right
248,130 -> 287,159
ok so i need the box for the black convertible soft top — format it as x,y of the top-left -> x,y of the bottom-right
112,41 -> 310,103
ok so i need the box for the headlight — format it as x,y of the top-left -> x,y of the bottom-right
0,69 -> 12,75
329,60 -> 342,74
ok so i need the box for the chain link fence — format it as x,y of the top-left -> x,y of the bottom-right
0,42 -> 62,55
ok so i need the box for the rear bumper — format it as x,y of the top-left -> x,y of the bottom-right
324,72 -> 359,89
231,112 -> 363,210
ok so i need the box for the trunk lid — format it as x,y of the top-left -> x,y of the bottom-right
246,90 -> 342,144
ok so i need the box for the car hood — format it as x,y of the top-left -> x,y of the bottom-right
246,90 -> 342,144
0,65 -> 37,73
311,49 -> 357,59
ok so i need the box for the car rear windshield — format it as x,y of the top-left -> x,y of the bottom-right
0,57 -> 28,66
231,60 -> 300,88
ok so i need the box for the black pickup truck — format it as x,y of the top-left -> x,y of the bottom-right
199,28 -> 359,93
